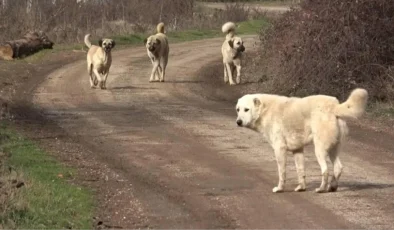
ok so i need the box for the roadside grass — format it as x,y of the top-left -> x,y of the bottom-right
22,18 -> 269,62
367,101 -> 394,120
196,0 -> 293,6
0,123 -> 93,229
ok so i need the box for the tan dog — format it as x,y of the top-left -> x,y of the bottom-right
144,22 -> 170,82
221,22 -> 245,85
84,34 -> 115,89
236,89 -> 368,193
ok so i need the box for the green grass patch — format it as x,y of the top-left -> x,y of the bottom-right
21,18 -> 268,62
0,124 -> 93,229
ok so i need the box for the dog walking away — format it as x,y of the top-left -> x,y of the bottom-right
144,22 -> 170,83
84,34 -> 115,89
235,88 -> 368,193
221,22 -> 245,85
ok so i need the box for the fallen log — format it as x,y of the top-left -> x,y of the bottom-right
0,31 -> 54,60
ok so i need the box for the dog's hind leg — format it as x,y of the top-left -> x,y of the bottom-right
273,145 -> 287,193
293,149 -> 306,192
313,141 -> 329,193
88,64 -> 95,88
160,58 -> 167,82
328,144 -> 343,192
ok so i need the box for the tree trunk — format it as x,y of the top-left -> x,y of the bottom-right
0,31 -> 54,60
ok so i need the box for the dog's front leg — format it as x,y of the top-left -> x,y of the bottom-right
93,68 -> 103,89
102,71 -> 109,90
223,64 -> 229,83
235,64 -> 241,84
273,146 -> 287,193
225,63 -> 235,85
156,65 -> 162,81
150,61 -> 160,82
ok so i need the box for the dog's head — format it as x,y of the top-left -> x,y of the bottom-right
228,37 -> 245,53
144,36 -> 161,53
99,38 -> 115,53
235,94 -> 263,129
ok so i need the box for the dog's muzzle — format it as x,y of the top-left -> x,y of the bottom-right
148,46 -> 155,52
104,46 -> 111,52
239,45 -> 245,52
236,119 -> 243,127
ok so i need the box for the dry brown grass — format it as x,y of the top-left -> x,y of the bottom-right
256,0 -> 394,101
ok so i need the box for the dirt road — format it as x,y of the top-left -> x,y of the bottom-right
26,36 -> 394,229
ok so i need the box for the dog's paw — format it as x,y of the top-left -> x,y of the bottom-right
272,187 -> 284,193
236,78 -> 241,84
229,82 -> 236,86
328,185 -> 338,192
294,185 -> 306,192
160,79 -> 165,82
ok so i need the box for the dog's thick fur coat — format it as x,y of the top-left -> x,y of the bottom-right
84,34 -> 115,89
221,22 -> 245,85
235,88 -> 368,193
144,22 -> 170,82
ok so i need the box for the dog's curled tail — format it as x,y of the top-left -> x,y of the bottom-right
335,88 -> 368,119
84,34 -> 92,48
157,22 -> 165,34
222,22 -> 236,38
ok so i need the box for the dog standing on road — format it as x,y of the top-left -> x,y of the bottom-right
235,89 -> 368,193
144,22 -> 170,82
221,22 -> 245,85
84,34 -> 115,89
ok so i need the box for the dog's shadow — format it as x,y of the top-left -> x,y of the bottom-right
163,80 -> 203,84
111,86 -> 157,90
339,181 -> 394,192
304,181 -> 394,192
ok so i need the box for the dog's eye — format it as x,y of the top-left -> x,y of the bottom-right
244,108 -> 249,112
236,108 -> 240,112
237,42 -> 241,45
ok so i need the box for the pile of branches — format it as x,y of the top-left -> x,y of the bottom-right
260,0 -> 394,101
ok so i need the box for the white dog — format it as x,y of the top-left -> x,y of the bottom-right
235,89 -> 368,193
221,22 -> 245,85
84,34 -> 115,89
144,22 -> 170,82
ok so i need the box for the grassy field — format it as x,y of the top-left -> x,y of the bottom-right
0,123 -> 93,229
105,19 -> 268,45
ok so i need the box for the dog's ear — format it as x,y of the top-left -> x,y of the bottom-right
228,40 -> 234,48
253,98 -> 261,107
111,40 -> 116,48
156,39 -> 161,45
143,38 -> 147,45
98,39 -> 103,47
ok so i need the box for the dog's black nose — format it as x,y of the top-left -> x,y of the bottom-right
236,120 -> 242,126
240,46 -> 245,52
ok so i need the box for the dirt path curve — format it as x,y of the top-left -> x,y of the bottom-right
31,36 -> 394,229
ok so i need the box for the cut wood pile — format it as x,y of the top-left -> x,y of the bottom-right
0,31 -> 54,60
